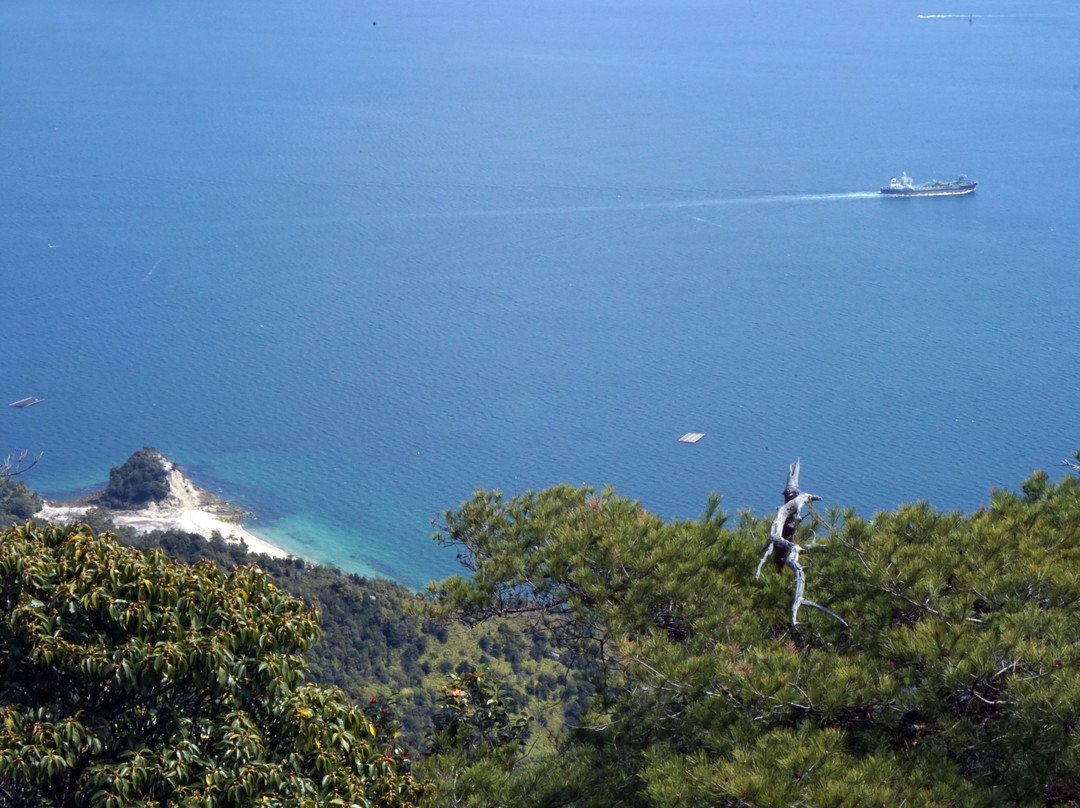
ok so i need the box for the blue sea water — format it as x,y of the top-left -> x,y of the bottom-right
2,0 -> 1079,589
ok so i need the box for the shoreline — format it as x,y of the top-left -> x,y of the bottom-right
35,465 -> 293,561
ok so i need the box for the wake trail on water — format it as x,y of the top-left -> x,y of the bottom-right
389,191 -> 880,221
917,13 -> 1061,19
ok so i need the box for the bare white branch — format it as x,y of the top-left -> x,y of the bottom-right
1,450 -> 42,478
755,461 -> 846,627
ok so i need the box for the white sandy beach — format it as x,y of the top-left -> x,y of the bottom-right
35,465 -> 292,560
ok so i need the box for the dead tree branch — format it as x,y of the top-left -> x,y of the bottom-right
1,450 -> 42,478
755,460 -> 847,627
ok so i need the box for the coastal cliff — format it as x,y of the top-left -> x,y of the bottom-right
35,448 -> 289,559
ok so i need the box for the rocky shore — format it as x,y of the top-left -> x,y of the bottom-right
36,463 -> 291,559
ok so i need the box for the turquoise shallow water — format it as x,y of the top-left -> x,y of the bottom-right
3,0 -> 1079,588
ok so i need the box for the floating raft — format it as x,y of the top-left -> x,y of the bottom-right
679,432 -> 705,444
9,397 -> 44,408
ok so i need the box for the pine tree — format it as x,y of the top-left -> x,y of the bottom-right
428,462 -> 1080,806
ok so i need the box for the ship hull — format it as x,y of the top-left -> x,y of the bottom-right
880,181 -> 977,197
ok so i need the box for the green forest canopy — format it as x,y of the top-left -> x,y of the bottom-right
425,461 -> 1080,807
99,446 -> 170,509
0,476 -> 41,527
0,521 -> 424,807
5,452 -> 1080,806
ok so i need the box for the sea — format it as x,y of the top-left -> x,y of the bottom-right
2,0 -> 1079,589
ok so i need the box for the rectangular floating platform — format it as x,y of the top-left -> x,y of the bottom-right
679,432 -> 705,444
9,397 -> 44,408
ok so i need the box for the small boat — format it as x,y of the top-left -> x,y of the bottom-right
881,172 -> 977,197
9,397 -> 44,408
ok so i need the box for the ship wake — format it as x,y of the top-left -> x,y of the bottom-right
917,13 -> 1062,19
384,191 -> 881,221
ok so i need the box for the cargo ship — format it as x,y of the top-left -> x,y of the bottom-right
881,172 -> 977,197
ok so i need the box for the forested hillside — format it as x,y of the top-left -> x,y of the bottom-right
0,476 -> 41,527
74,509 -> 589,754
5,455 -> 1080,806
